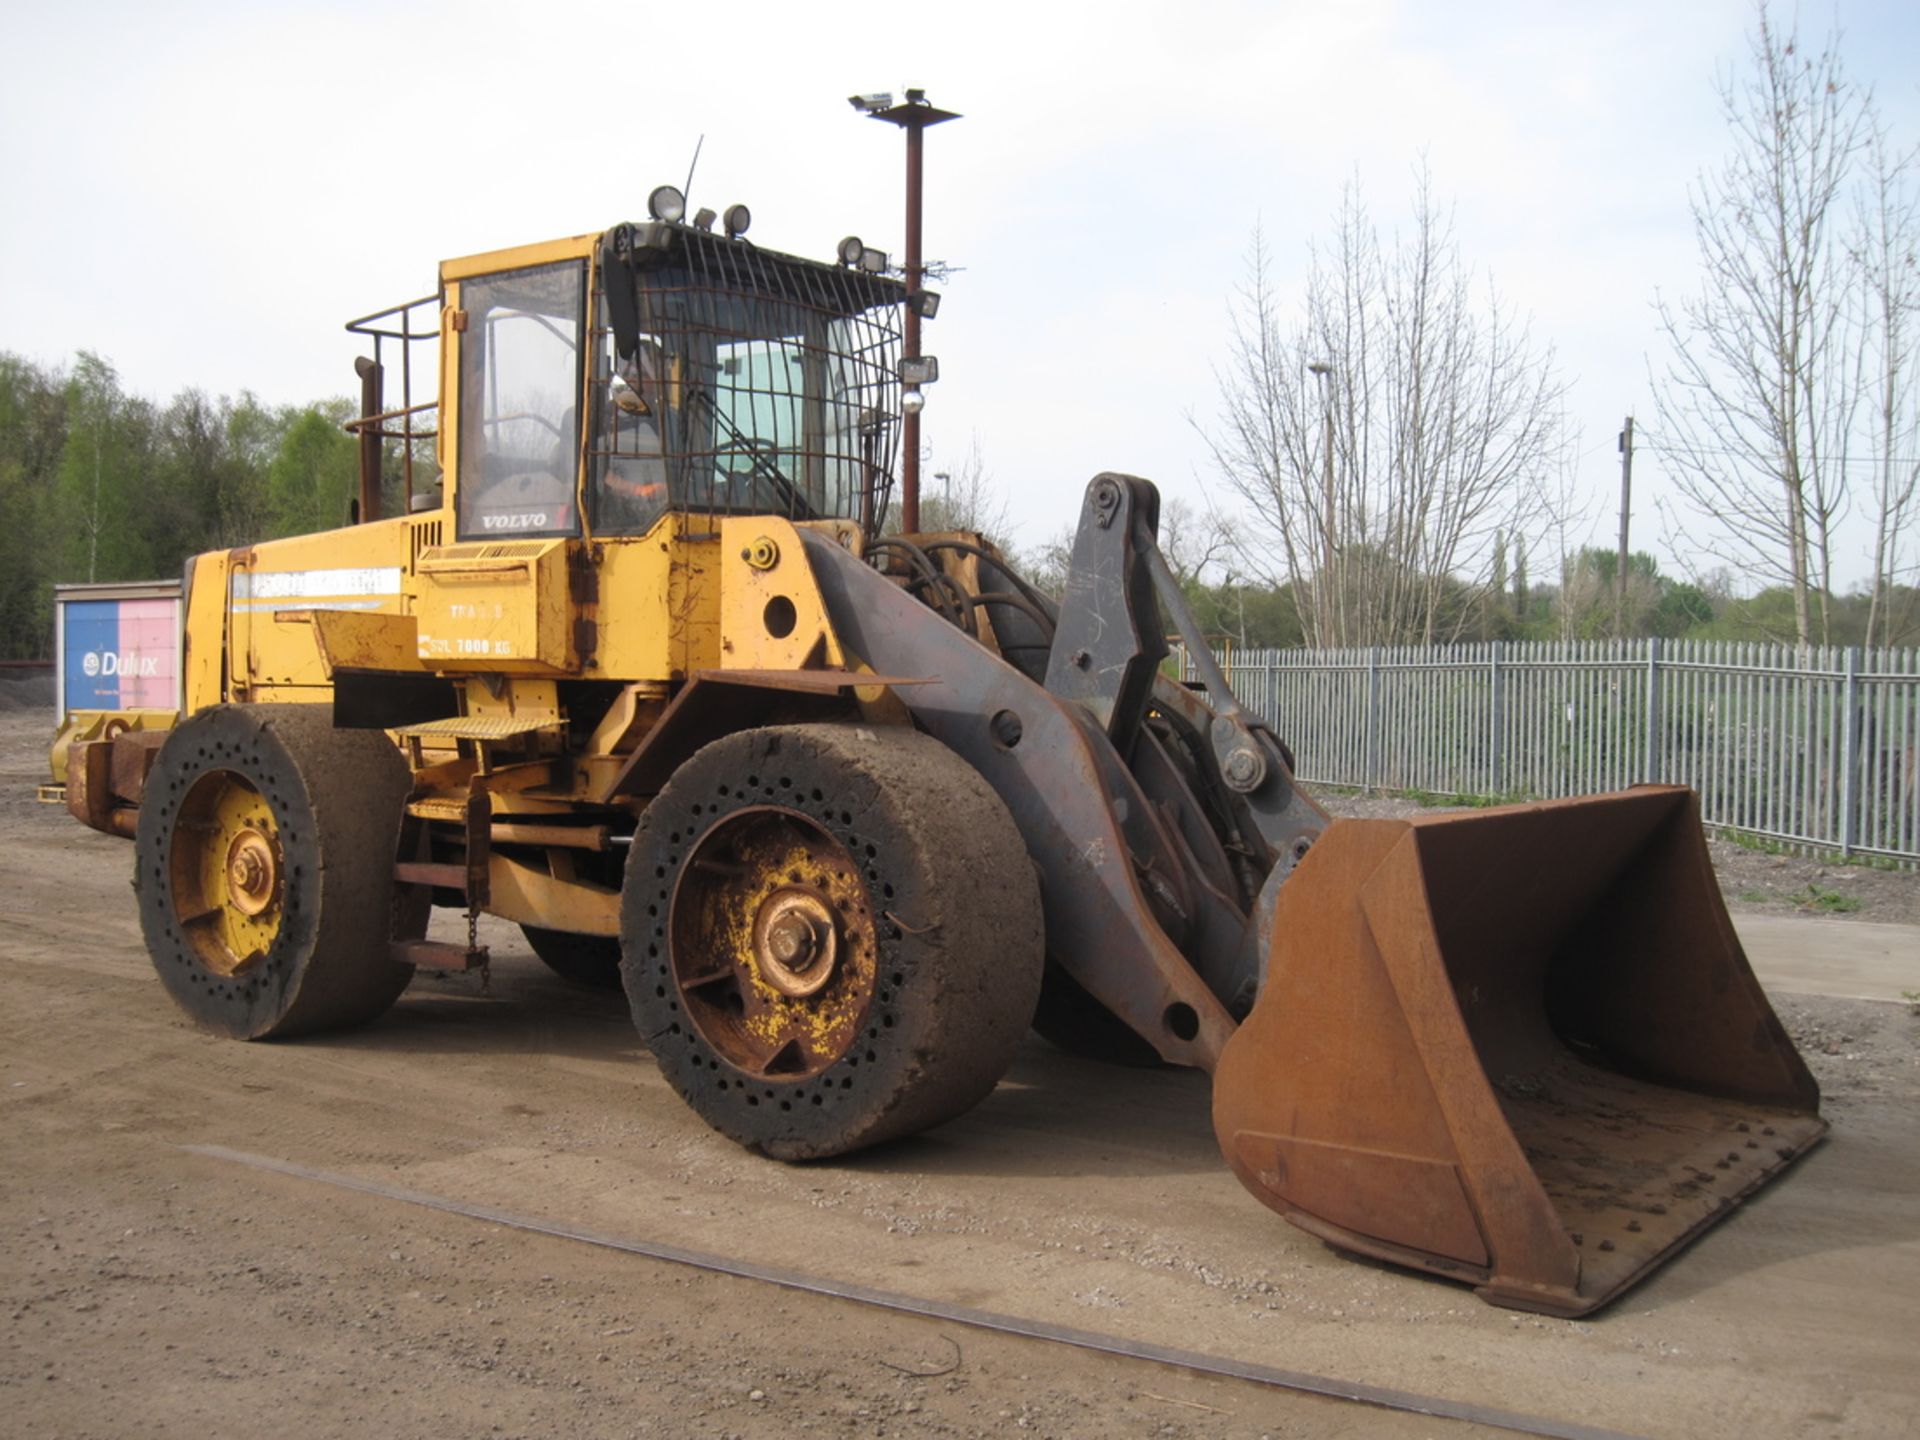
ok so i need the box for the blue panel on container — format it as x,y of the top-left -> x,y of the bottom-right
63,601 -> 126,710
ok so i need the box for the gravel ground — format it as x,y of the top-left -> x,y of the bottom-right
5,709 -> 1918,1439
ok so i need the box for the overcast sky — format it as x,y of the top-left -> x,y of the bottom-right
4,0 -> 1917,589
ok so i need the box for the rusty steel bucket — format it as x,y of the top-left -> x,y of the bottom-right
1213,786 -> 1827,1316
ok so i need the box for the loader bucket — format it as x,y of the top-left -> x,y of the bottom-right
1212,786 -> 1826,1317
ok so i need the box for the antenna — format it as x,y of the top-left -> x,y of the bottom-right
682,134 -> 705,207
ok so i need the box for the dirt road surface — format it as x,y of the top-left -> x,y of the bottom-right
4,710 -> 1918,1439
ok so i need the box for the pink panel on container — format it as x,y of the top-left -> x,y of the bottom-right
118,599 -> 180,708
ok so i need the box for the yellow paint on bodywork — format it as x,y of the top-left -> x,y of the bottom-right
184,551 -> 229,712
439,232 -> 598,284
717,516 -> 847,672
224,518 -> 413,701
414,538 -> 573,672
485,851 -> 620,936
308,610 -> 426,675
593,512 -> 722,680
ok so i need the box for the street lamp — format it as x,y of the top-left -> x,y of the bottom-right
1225,569 -> 1249,650
854,88 -> 959,535
1308,362 -> 1335,583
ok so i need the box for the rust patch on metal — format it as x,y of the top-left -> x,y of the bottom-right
107,728 -> 169,807
668,805 -> 877,1079
568,543 -> 600,667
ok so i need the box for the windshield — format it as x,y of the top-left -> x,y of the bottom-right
590,233 -> 902,536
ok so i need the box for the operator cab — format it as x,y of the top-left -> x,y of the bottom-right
452,216 -> 907,544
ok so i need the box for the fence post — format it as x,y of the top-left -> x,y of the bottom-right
1488,641 -> 1504,796
1642,637 -> 1662,783
1365,646 -> 1381,794
1840,646 -> 1860,858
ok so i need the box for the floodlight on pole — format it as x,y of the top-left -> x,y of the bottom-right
857,87 -> 959,535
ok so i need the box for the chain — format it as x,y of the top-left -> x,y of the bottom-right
467,903 -> 490,995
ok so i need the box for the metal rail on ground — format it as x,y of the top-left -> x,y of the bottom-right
187,1143 -> 1648,1440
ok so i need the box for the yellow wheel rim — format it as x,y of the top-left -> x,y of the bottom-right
169,770 -> 285,977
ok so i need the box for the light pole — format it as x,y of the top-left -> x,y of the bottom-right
1308,362 -> 1335,587
852,89 -> 959,535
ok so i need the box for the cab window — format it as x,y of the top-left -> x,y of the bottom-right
458,261 -> 585,540
588,254 -> 899,534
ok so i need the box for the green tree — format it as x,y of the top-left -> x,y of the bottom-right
54,353 -> 156,582
1649,582 -> 1715,637
156,388 -> 284,554
0,354 -> 68,656
266,406 -> 357,538
1555,549 -> 1686,639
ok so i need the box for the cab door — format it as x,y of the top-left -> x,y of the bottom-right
452,260 -> 588,542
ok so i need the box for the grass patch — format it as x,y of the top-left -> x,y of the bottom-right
1399,787 -> 1531,810
1837,852 -> 1909,873
1793,885 -> 1863,915
1737,889 -> 1772,905
1722,828 -> 1791,857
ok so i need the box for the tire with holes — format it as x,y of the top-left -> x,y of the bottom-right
622,723 -> 1044,1161
522,925 -> 624,990
134,704 -> 418,1039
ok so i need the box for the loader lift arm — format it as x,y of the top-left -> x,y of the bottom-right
804,472 -> 1336,1061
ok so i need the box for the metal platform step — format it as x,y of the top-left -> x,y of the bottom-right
398,714 -> 557,741
391,939 -> 490,972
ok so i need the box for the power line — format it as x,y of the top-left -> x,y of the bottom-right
1636,441 -> 1920,467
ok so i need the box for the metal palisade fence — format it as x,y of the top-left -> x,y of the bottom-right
1175,639 -> 1920,863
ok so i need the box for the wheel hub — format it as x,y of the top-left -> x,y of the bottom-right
224,829 -> 281,917
752,889 -> 839,997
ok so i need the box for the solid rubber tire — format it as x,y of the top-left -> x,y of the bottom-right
622,723 -> 1044,1161
522,924 -> 624,990
1030,962 -> 1167,1068
135,704 -> 416,1039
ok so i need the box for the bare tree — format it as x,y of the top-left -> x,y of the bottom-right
1850,120 -> 1920,647
1651,5 -> 1868,646
1205,170 -> 1568,648
1016,524 -> 1077,600
1157,497 -> 1234,588
907,433 -> 1014,545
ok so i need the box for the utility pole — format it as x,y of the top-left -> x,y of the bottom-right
857,89 -> 958,535
1616,415 -> 1634,637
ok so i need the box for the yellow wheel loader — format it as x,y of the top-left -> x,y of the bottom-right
61,198 -> 1824,1318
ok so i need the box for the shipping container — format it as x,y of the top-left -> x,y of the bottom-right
54,580 -> 184,717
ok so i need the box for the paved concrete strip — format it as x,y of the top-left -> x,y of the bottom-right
1734,915 -> 1920,1002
